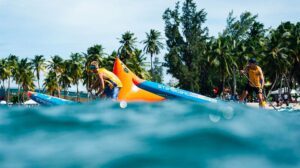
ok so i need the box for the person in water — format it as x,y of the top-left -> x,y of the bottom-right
239,58 -> 266,107
89,61 -> 123,100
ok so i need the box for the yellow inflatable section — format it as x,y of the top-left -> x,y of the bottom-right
113,58 -> 165,102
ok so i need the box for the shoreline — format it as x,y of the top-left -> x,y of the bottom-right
247,102 -> 300,110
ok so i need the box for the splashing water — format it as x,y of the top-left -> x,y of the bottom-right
0,101 -> 299,168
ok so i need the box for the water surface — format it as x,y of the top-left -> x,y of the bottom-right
0,101 -> 299,168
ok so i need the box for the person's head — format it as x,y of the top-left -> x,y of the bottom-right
248,58 -> 257,68
89,61 -> 99,72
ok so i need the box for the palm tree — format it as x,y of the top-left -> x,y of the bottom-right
31,55 -> 46,92
17,58 -> 35,102
0,59 -> 9,90
142,29 -> 164,75
70,53 -> 83,102
118,31 -> 137,62
117,32 -> 150,78
7,55 -> 18,102
211,36 -> 237,93
47,55 -> 63,97
44,71 -> 60,96
59,60 -> 72,99
47,55 -> 63,73
83,45 -> 105,99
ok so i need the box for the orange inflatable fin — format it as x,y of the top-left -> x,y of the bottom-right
113,58 -> 165,102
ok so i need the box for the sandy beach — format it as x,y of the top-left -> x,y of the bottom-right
247,102 -> 300,110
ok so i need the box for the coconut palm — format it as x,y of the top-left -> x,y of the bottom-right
0,59 -> 10,90
16,58 -> 35,102
263,29 -> 291,87
70,53 -> 83,102
117,32 -> 149,78
211,36 -> 237,93
44,71 -> 60,96
142,29 -> 164,75
47,55 -> 63,97
118,31 -> 137,62
7,55 -> 18,102
47,55 -> 63,73
87,44 -> 105,62
59,60 -> 72,99
31,55 -> 46,92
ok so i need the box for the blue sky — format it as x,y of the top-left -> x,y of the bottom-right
0,0 -> 299,89
0,0 -> 299,59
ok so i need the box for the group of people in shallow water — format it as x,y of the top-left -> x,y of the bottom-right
87,58 -> 268,107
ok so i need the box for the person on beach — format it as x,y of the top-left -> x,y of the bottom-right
283,93 -> 289,107
239,58 -> 266,107
88,61 -> 123,100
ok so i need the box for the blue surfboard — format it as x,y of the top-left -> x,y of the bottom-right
28,91 -> 77,106
134,79 -> 217,103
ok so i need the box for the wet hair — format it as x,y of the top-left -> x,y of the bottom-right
248,58 -> 257,64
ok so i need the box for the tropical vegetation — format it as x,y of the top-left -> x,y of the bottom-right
163,0 -> 300,96
0,0 -> 299,104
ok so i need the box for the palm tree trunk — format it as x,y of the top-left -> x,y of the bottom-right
22,88 -> 25,103
222,75 -> 226,94
17,84 -> 20,105
267,73 -> 278,98
77,83 -> 80,102
38,77 -> 40,93
233,67 -> 237,95
57,83 -> 61,98
150,54 -> 153,76
87,75 -> 90,101
64,88 -> 67,99
219,67 -> 225,95
6,77 -> 10,104
2,80 -> 5,91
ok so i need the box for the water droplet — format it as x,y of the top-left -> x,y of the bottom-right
120,101 -> 127,109
222,106 -> 234,120
209,114 -> 221,123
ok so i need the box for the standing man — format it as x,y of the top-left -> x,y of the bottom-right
89,61 -> 123,100
239,58 -> 266,107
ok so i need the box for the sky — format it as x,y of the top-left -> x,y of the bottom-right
0,0 -> 299,89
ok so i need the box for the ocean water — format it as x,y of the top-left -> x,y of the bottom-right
0,101 -> 300,168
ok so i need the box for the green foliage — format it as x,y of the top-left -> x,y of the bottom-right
2,0 -> 299,101
70,53 -> 84,101
44,70 -> 60,96
163,0 -> 209,93
152,57 -> 163,83
31,55 -> 46,91
0,58 -> 10,88
59,60 -> 73,98
142,29 -> 164,75
118,32 -> 150,79
118,31 -> 137,61
163,0 -> 300,96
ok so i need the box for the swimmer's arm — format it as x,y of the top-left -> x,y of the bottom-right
98,73 -> 105,90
